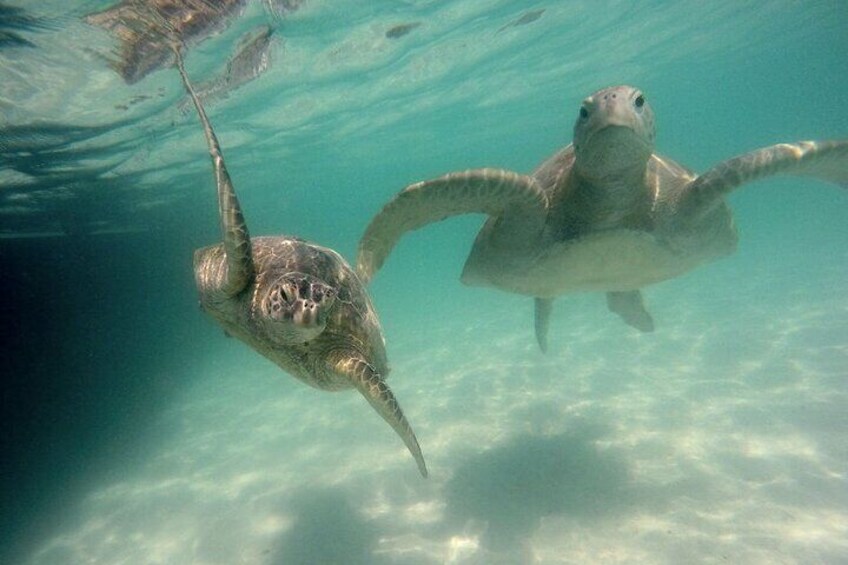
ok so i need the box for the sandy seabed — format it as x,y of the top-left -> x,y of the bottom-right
28,266 -> 848,565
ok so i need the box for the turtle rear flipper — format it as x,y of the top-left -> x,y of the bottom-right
329,353 -> 428,478
606,291 -> 654,333
681,140 -> 848,221
356,168 -> 548,284
534,297 -> 553,353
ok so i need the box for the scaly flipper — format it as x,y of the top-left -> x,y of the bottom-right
606,291 -> 654,333
534,297 -> 553,353
356,169 -> 548,284
329,353 -> 428,477
173,45 -> 254,297
680,140 -> 848,221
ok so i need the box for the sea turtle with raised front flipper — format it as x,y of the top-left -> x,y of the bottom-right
356,85 -> 847,352
173,46 -> 427,477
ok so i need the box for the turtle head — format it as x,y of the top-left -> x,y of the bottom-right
256,272 -> 338,344
572,85 -> 655,180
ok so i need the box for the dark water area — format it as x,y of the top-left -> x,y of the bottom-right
0,228 -> 204,562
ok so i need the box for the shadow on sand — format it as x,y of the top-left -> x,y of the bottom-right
272,487 -> 388,565
442,424 -> 631,552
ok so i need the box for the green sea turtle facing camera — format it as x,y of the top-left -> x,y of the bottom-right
172,45 -> 427,478
356,85 -> 847,352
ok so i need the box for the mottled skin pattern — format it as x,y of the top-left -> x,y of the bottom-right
357,85 -> 848,352
195,238 -> 387,390
175,46 -> 427,477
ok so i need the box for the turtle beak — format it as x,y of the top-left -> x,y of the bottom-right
583,90 -> 649,142
292,299 -> 320,327
589,110 -> 642,139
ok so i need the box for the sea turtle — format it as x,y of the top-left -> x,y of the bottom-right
357,85 -> 847,352
173,46 -> 427,477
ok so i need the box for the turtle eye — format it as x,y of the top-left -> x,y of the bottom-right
279,285 -> 292,303
634,95 -> 645,109
579,106 -> 589,119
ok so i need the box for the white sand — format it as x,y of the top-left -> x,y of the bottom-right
27,259 -> 848,564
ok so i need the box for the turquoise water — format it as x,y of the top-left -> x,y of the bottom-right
1,1 -> 847,563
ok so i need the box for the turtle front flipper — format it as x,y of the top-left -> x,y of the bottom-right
329,353 -> 428,478
680,140 -> 848,222
357,169 -> 548,283
534,297 -> 553,353
174,46 -> 254,297
606,291 -> 654,332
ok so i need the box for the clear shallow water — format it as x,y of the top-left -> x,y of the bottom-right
1,1 -> 847,563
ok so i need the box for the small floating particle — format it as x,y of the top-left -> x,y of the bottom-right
498,9 -> 545,32
128,94 -> 151,105
386,22 -> 421,39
